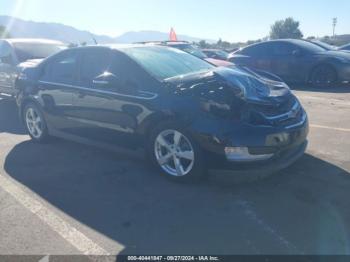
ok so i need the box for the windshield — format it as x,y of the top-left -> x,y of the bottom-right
296,40 -> 327,53
13,42 -> 67,62
172,44 -> 208,59
311,41 -> 336,50
123,46 -> 214,80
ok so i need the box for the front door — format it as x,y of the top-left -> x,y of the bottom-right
69,48 -> 156,148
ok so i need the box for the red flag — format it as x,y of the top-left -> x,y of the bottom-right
169,27 -> 178,41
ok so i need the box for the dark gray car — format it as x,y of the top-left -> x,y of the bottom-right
228,39 -> 350,87
0,38 -> 66,97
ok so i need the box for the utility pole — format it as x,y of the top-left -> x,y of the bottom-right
332,17 -> 337,38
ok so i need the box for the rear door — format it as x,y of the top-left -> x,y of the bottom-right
37,49 -> 80,132
237,43 -> 273,72
269,42 -> 296,81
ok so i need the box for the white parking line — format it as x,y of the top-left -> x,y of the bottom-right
0,172 -> 112,255
310,124 -> 350,132
297,95 -> 350,107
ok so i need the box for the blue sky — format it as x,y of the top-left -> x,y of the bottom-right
1,0 -> 350,42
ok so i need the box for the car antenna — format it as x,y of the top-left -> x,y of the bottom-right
90,33 -> 98,45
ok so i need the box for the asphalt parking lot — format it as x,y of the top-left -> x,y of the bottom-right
0,87 -> 350,256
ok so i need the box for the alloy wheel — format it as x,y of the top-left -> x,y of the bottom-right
311,65 -> 337,87
25,107 -> 43,139
154,129 -> 195,177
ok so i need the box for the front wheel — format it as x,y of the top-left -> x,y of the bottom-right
23,102 -> 50,143
148,122 -> 205,182
310,65 -> 337,88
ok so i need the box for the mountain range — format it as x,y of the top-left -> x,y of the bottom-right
0,16 -> 214,44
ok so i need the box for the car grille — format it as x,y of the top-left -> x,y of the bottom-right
248,97 -> 305,128
254,96 -> 297,117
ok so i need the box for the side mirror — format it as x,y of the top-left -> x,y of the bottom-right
93,72 -> 120,88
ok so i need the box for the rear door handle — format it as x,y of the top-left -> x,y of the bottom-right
78,90 -> 86,98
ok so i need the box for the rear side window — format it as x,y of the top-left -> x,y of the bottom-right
48,51 -> 79,84
79,49 -> 111,87
270,42 -> 296,56
240,44 -> 272,56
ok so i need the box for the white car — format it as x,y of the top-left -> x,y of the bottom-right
0,38 -> 66,97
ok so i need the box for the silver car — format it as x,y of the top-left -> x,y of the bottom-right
0,38 -> 66,97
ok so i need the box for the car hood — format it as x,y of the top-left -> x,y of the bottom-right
17,59 -> 44,70
165,67 -> 291,105
316,50 -> 350,60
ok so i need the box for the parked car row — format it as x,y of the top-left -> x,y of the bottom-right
1,38 -> 309,182
145,39 -> 350,88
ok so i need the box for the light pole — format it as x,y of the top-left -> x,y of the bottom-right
332,17 -> 337,38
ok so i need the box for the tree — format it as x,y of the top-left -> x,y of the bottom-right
0,26 -> 10,38
270,17 -> 303,39
198,40 -> 209,48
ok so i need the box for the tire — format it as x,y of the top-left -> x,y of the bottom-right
147,121 -> 205,182
310,64 -> 337,88
23,102 -> 50,143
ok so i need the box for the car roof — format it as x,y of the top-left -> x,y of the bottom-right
65,44 -> 175,53
3,38 -> 65,45
240,39 -> 324,51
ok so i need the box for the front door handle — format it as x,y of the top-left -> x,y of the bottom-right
93,80 -> 109,85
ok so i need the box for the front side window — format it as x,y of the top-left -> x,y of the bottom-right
79,49 -> 111,87
122,46 -> 214,80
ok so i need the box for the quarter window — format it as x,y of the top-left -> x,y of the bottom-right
49,51 -> 79,84
240,44 -> 272,56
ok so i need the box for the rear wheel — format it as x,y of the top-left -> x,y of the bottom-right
310,65 -> 337,88
23,102 -> 49,143
148,122 -> 205,182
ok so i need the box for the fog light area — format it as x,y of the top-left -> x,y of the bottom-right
224,147 -> 274,162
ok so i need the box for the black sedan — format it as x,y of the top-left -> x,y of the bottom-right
228,39 -> 350,87
16,45 -> 308,182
